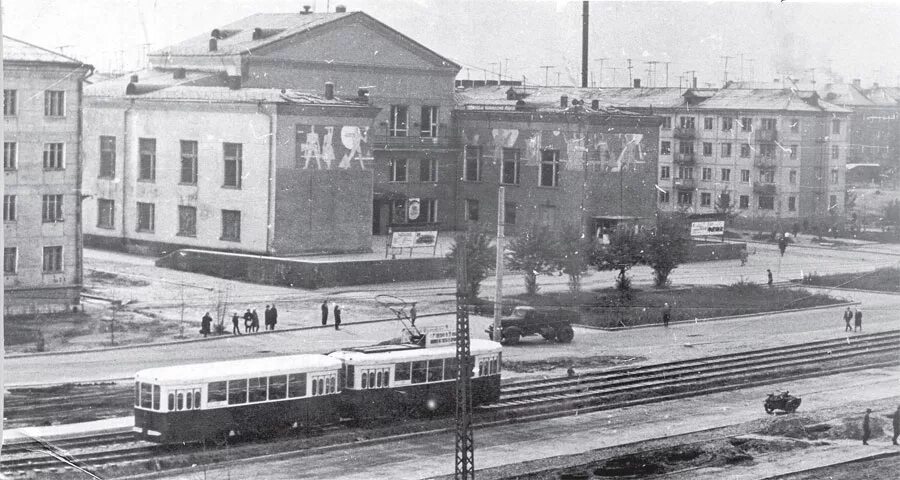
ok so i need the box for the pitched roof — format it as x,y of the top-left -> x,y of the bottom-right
864,87 -> 900,107
697,87 -> 851,113
818,82 -> 876,107
3,35 -> 86,66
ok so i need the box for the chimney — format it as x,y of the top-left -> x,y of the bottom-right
591,99 -> 600,110
633,79 -> 641,88
301,5 -> 312,14
173,68 -> 186,80
357,88 -> 369,103
210,29 -> 221,39
692,77 -> 698,89
209,38 -> 218,52
252,28 -> 263,40
227,76 -> 241,90
515,99 -> 527,111
335,5 -> 347,13
325,82 -> 335,100
560,95 -> 568,108
130,74 -> 139,83
853,78 -> 861,88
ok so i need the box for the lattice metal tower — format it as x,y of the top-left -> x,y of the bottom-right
454,234 -> 475,479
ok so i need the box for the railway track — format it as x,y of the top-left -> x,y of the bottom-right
3,330 -> 898,478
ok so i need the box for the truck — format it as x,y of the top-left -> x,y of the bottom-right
485,306 -> 577,346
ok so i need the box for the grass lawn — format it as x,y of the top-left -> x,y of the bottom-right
800,267 -> 900,293
508,282 -> 845,328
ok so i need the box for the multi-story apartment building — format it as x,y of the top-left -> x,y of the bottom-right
3,37 -> 93,315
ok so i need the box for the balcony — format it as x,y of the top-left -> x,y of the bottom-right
674,178 -> 696,190
754,129 -> 778,142
371,135 -> 460,151
674,153 -> 695,165
673,127 -> 696,139
753,182 -> 777,195
753,156 -> 777,169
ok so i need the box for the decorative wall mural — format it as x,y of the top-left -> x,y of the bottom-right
295,124 -> 372,170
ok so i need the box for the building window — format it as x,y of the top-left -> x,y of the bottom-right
702,143 -> 712,156
758,196 -> 774,210
789,145 -> 798,159
719,192 -> 731,207
661,117 -> 672,129
760,170 -> 775,183
790,119 -> 800,133
178,205 -> 197,236
832,119 -> 841,134
660,141 -> 671,155
42,194 -> 63,223
465,199 -> 479,222
741,169 -> 750,183
539,150 -> 560,187
677,191 -> 693,206
720,168 -> 731,181
389,158 -> 408,182
504,202 -> 516,225
789,170 -> 797,184
420,106 -> 439,137
660,166 -> 670,180
740,143 -> 751,157
99,136 -> 116,178
4,195 -> 16,221
739,195 -> 750,209
4,247 -> 17,275
420,199 -> 438,223
221,210 -> 241,242
703,117 -> 714,130
138,138 -> 156,181
43,143 -> 65,170
4,142 -> 16,170
137,202 -> 155,232
180,140 -> 198,184
389,105 -> 408,137
464,146 -> 481,182
721,117 -> 733,131
721,143 -> 732,157
658,190 -> 670,203
740,117 -> 752,132
788,196 -> 796,211
678,142 -> 694,154
223,143 -> 242,188
829,195 -> 838,210
701,167 -> 712,180
831,145 -> 839,159
759,143 -> 775,157
539,205 -> 556,227
679,117 -> 695,128
44,90 -> 65,116
761,118 -> 776,130
97,199 -> 115,229
392,200 -> 406,224
42,246 -> 63,273
677,166 -> 693,179
501,148 -> 520,185
831,168 -> 839,184
3,89 -> 17,116
419,158 -> 438,182
701,192 -> 711,206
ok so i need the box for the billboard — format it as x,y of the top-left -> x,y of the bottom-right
390,230 -> 438,248
690,220 -> 725,236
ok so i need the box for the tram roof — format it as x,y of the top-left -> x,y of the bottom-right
134,354 -> 342,385
328,339 -> 502,366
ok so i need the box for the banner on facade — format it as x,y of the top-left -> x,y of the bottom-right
390,230 -> 438,248
690,221 -> 725,237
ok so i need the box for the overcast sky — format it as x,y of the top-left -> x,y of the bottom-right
4,0 -> 899,89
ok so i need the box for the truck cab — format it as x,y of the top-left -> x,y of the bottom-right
485,306 -> 576,346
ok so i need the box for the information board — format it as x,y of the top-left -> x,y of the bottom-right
690,220 -> 725,236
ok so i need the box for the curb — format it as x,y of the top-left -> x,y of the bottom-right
789,282 -> 900,296
575,300 -> 860,331
761,450 -> 900,479
742,238 -> 900,256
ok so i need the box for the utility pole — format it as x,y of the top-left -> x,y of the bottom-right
454,234 -> 475,480
594,57 -> 608,87
739,53 -> 744,82
608,67 -> 620,87
557,71 -> 561,86
488,62 -> 498,85
493,188 -> 505,343
540,65 -> 554,87
664,61 -> 671,87
646,61 -> 659,87
721,55 -> 733,85
581,0 -> 589,88
626,59 -> 633,86
685,70 -> 697,89
746,59 -> 754,83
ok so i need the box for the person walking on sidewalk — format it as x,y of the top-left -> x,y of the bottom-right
767,269 -> 773,287
270,303 -> 278,330
409,303 -> 417,327
862,409 -> 872,445
844,307 -> 854,332
662,302 -> 671,327
251,309 -> 260,332
200,312 -> 213,337
886,405 -> 900,446
231,312 -> 241,335
334,304 -> 342,330
854,308 -> 863,332
264,305 -> 272,330
740,249 -> 748,266
244,309 -> 253,333
321,300 -> 329,326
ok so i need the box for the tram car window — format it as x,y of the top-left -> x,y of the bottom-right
328,339 -> 502,421
133,354 -> 343,444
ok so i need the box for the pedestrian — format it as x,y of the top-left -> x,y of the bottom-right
231,312 -> 241,335
409,303 -> 417,326
200,312 -> 213,338
244,309 -> 253,333
886,405 -> 900,446
863,408 -> 872,445
778,236 -> 787,257
844,307 -> 853,332
767,269 -> 773,287
740,249 -> 748,267
854,308 -> 863,332
334,304 -> 342,330
251,309 -> 260,332
264,305 -> 272,330
321,300 -> 329,326
270,303 -> 278,330
662,302 -> 671,327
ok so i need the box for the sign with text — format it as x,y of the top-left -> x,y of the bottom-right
690,220 -> 725,236
390,230 -> 438,248
422,325 -> 456,347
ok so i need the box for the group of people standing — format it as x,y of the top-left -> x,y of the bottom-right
231,305 -> 279,334
843,306 -> 863,332
321,301 -> 342,330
